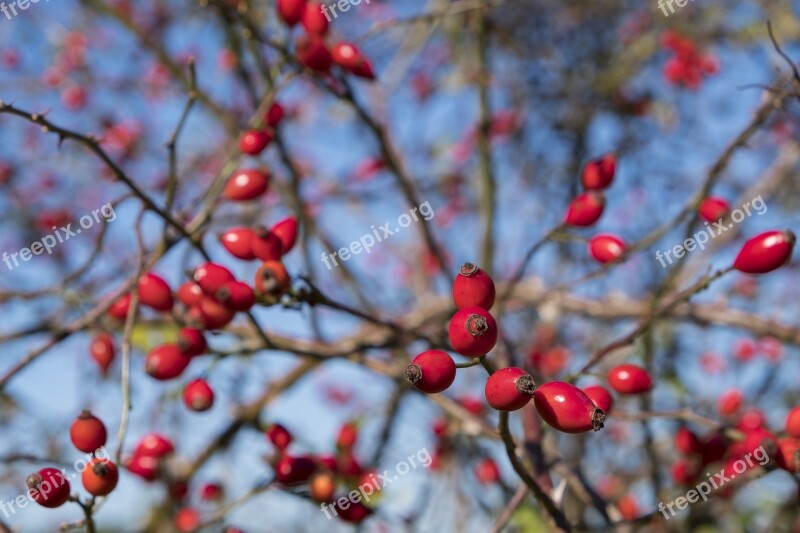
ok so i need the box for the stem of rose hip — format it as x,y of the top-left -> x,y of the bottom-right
455,357 -> 483,368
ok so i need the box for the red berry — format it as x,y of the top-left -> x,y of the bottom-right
270,216 -> 298,256
786,407 -> 800,438
699,434 -> 728,465
27,468 -> 71,508
675,427 -> 702,455
452,262 -> 495,310
216,280 -> 255,312
309,471 -> 335,503
145,343 -> 191,380
239,130 -> 272,156
717,389 -> 743,417
70,410 -> 107,453
198,296 -> 237,329
736,409 -> 766,432
301,1 -> 329,36
126,454 -> 158,481
475,458 -> 500,485
776,437 -> 800,473
135,433 -> 175,458
221,228 -> 257,260
176,507 -> 201,533
564,191 -> 605,227
251,227 -> 284,261
533,381 -> 605,433
582,385 -> 614,413
336,421 -> 359,450
338,500 -> 373,523
90,333 -> 115,373
82,458 -> 119,496
266,102 -> 284,128
581,154 -> 616,190
295,35 -> 333,72
331,42 -> 376,79
448,307 -> 498,357
254,260 -> 291,302
589,233 -> 626,263
178,327 -> 207,357
485,367 -> 536,411
224,169 -> 269,201
733,230 -> 795,274
405,350 -> 456,394
266,423 -> 293,451
177,281 -> 204,307
183,378 -> 214,412
698,196 -> 730,223
607,364 -> 653,394
108,293 -> 135,321
137,272 -> 174,312
671,460 -> 699,485
277,0 -> 306,25
200,482 -> 223,501
274,455 -> 317,485
193,262 -> 235,295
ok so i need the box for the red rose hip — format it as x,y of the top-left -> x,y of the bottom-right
137,272 -> 174,312
698,196 -> 730,223
786,406 -> 800,438
452,262 -> 495,310
239,130 -> 272,156
405,350 -> 457,394
484,367 -> 536,411
534,381 -> 605,433
82,459 -> 119,496
581,154 -> 616,190
145,343 -> 191,380
733,230 -> 795,274
70,410 -> 107,453
183,378 -> 215,412
224,169 -> 269,201
607,364 -> 653,394
589,234 -> 626,263
564,191 -> 605,227
448,307 -> 498,357
271,216 -> 298,256
27,468 -> 71,508
582,384 -> 614,413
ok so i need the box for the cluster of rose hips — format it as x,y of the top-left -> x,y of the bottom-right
406,262 -> 638,434
669,404 -> 800,497
565,154 -> 797,274
275,0 -> 376,80
26,411 -> 118,510
88,162 -> 298,408
661,30 -> 719,90
264,420 -> 375,524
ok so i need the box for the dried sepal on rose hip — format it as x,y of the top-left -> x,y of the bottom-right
533,381 -> 605,433
484,367 -> 536,411
254,260 -> 291,304
448,306 -> 498,357
405,350 -> 456,394
82,458 -> 119,496
452,262 -> 495,310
